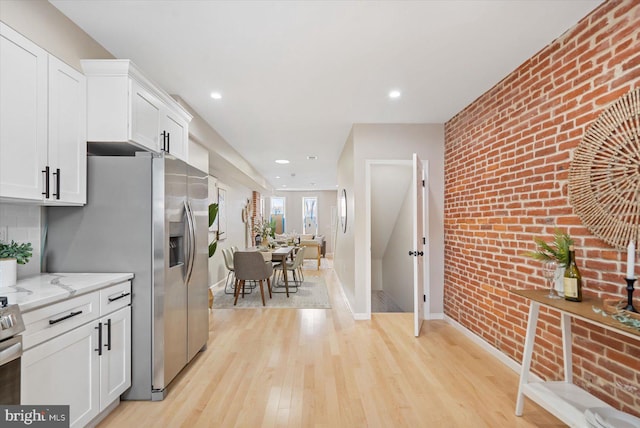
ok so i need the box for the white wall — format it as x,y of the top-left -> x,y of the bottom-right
336,124 -> 445,317
266,190 -> 337,253
334,130 -> 356,308
371,259 -> 383,291
188,139 -> 209,174
0,205 -> 42,278
0,0 -> 113,71
207,176 -> 254,288
381,185 -> 414,312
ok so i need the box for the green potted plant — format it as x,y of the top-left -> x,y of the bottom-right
524,229 -> 573,295
524,229 -> 573,267
0,240 -> 33,287
209,202 -> 220,258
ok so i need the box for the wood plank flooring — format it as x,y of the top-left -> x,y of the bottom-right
98,262 -> 563,428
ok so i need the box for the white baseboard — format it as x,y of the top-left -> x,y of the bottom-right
443,315 -> 541,382
210,278 -> 226,290
426,312 -> 444,320
354,313 -> 370,320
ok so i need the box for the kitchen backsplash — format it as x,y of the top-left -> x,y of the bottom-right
0,204 -> 42,278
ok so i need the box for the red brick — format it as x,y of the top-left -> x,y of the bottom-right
444,0 -> 640,416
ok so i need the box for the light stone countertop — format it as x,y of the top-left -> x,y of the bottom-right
0,272 -> 134,312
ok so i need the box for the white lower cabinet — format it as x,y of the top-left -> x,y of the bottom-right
99,307 -> 131,411
21,282 -> 131,428
22,320 -> 100,428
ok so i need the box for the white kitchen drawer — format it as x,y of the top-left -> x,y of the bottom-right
22,291 -> 100,350
99,281 -> 131,316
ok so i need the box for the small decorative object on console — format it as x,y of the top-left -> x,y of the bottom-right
564,245 -> 582,302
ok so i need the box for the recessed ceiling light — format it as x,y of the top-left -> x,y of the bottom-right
282,184 -> 287,188
210,92 -> 222,99
306,156 -> 317,160
275,176 -> 280,179
275,159 -> 290,164
389,90 -> 401,99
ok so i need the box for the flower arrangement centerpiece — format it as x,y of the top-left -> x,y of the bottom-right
253,218 -> 276,247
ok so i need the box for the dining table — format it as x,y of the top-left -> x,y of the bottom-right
260,246 -> 296,297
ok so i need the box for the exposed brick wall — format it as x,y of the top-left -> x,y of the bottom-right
444,0 -> 640,416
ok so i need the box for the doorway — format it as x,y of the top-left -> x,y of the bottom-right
365,158 -> 429,332
369,163 -> 413,313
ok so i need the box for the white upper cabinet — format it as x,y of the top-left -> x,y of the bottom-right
0,23 -> 87,205
48,56 -> 87,205
130,79 -> 162,152
0,22 -> 48,201
82,60 -> 191,162
162,111 -> 187,162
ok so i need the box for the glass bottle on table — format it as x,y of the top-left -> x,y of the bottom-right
564,245 -> 582,302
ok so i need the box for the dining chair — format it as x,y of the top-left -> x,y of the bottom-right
233,251 -> 273,306
221,248 -> 236,294
300,240 -> 321,270
272,246 -> 305,293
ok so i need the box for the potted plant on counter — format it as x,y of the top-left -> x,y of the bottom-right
0,240 -> 33,287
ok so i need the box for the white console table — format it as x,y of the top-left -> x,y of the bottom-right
512,289 -> 639,427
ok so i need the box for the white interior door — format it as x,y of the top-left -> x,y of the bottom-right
412,153 -> 425,337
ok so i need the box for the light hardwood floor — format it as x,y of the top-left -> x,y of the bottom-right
99,261 -> 563,427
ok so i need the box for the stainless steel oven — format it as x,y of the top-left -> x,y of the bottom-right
0,297 -> 25,405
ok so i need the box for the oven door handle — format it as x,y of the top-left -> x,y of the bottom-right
0,336 -> 22,365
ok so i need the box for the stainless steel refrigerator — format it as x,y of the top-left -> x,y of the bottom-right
46,152 -> 209,401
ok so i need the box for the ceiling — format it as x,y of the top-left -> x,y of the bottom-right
50,0 -> 601,191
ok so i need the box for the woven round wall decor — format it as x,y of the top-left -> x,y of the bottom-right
568,87 -> 640,251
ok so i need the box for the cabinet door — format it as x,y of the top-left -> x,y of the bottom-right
48,56 -> 87,205
130,80 -> 161,152
22,321 -> 100,428
162,111 -> 188,162
99,307 -> 131,411
0,23 -> 48,201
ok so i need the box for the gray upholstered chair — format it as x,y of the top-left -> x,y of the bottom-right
233,251 -> 273,306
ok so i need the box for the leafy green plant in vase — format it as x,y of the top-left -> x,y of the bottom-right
524,229 -> 573,296
209,202 -> 220,258
208,203 -> 220,309
0,240 -> 33,287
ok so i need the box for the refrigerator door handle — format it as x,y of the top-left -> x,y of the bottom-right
187,201 -> 197,284
184,200 -> 196,284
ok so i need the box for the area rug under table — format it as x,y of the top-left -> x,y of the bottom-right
212,276 -> 331,309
